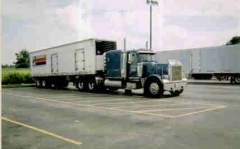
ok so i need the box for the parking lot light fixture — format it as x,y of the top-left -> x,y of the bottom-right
146,0 -> 159,50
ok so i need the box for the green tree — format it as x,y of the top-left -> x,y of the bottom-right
14,49 -> 30,68
226,36 -> 240,45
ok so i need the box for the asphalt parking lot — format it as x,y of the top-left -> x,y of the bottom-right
2,82 -> 240,149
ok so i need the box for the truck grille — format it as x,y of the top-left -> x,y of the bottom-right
172,66 -> 182,81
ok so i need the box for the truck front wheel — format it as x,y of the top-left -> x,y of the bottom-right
144,80 -> 163,98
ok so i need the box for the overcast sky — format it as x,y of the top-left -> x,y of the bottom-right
2,0 -> 240,64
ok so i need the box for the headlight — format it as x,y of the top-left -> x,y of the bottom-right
137,63 -> 143,77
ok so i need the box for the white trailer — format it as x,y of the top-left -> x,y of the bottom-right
156,44 -> 240,83
30,38 -> 117,88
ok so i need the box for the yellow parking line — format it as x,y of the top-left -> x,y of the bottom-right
91,99 -> 168,106
113,102 -> 189,109
88,106 -> 174,118
173,105 -> 226,118
131,111 -> 175,118
40,96 -> 82,99
3,93 -> 91,107
3,92 -> 172,118
140,106 -> 217,112
3,92 -> 226,118
75,98 -> 132,103
2,117 -> 82,145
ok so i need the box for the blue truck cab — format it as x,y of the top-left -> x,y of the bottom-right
104,49 -> 187,97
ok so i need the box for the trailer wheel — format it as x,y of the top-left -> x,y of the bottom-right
42,79 -> 51,88
36,79 -> 42,88
235,77 -> 240,84
52,82 -> 60,89
144,80 -> 163,98
42,79 -> 47,88
77,80 -> 86,91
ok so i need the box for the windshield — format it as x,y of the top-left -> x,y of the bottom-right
138,54 -> 156,62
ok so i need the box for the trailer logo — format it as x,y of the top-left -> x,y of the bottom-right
33,55 -> 46,66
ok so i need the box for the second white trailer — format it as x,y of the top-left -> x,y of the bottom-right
156,44 -> 240,83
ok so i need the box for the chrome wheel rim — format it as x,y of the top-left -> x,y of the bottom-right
88,82 -> 94,90
78,81 -> 84,89
42,80 -> 46,87
236,77 -> 240,83
37,80 -> 41,86
149,82 -> 159,95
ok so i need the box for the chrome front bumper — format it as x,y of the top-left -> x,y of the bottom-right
162,78 -> 187,92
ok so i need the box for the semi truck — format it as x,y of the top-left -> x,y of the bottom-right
30,38 -> 187,97
156,44 -> 240,84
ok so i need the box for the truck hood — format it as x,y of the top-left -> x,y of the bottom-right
143,62 -> 168,77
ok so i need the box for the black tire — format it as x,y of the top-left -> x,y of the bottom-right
42,79 -> 51,88
230,76 -> 234,84
87,80 -> 96,92
144,80 -> 163,98
42,78 -> 67,89
235,77 -> 240,84
170,89 -> 184,96
76,79 -> 86,91
36,79 -> 42,88
52,81 -> 60,89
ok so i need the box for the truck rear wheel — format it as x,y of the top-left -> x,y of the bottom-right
77,79 -> 86,91
144,80 -> 163,98
87,80 -> 96,92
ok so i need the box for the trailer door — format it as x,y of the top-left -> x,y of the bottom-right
75,49 -> 85,72
191,49 -> 201,73
51,54 -> 58,73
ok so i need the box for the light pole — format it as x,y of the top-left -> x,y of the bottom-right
146,0 -> 158,50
